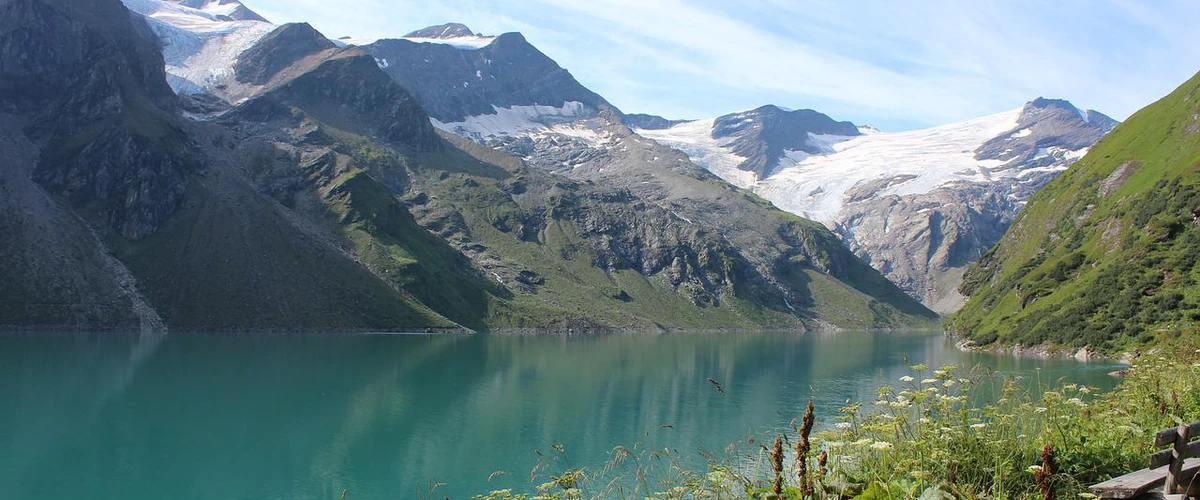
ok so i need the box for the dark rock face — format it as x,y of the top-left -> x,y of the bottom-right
235,23 -> 335,85
364,33 -> 611,122
404,22 -> 475,38
711,105 -> 860,178
240,50 -> 441,151
35,129 -> 193,239
623,113 -> 685,130
0,0 -> 176,130
0,0 -> 196,239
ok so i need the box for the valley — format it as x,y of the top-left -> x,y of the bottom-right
3,2 -> 1200,500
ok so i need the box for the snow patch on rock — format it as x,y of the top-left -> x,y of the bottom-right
431,102 -> 613,147
636,118 -> 758,188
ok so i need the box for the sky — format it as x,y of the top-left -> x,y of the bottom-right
247,0 -> 1200,131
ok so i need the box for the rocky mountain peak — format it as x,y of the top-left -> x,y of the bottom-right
975,97 -> 1118,164
404,22 -> 476,39
1021,97 -> 1117,130
234,22 -> 336,85
164,0 -> 267,22
624,113 -> 685,130
1026,96 -> 1077,111
363,30 -> 610,123
710,105 -> 860,178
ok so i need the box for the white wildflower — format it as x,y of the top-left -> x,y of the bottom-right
1035,407 -> 1048,413
835,422 -> 853,429
943,380 -> 957,388
1028,465 -> 1043,473
899,376 -> 915,382
852,438 -> 872,446
870,441 -> 893,450
970,423 -> 987,429
921,378 -> 937,384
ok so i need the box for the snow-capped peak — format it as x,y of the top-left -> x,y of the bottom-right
404,23 -> 476,39
152,0 -> 267,22
333,23 -> 498,51
399,24 -> 497,50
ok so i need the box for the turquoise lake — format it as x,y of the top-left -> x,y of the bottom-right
0,331 -> 1122,499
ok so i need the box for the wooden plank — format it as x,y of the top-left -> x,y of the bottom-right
1166,425 -> 1194,495
1154,422 -> 1200,447
1090,458 -> 1200,499
1150,441 -> 1200,469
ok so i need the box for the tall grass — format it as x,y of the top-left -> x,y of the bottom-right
471,338 -> 1200,500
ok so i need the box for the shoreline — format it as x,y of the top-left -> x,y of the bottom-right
945,331 -> 1137,368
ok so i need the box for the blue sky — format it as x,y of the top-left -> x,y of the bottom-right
248,0 -> 1200,131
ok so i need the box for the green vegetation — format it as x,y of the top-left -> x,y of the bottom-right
469,336 -> 1200,500
951,70 -> 1200,352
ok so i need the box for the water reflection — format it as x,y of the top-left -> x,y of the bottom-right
0,331 -> 1120,499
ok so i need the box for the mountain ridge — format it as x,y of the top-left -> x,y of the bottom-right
640,98 -> 1116,312
0,2 -> 938,332
950,70 -> 1200,352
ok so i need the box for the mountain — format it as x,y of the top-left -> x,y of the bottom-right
362,29 -> 611,124
350,24 -> 939,329
122,0 -> 274,95
403,22 -> 475,39
640,100 -> 1117,312
950,71 -> 1200,352
0,4 -> 936,332
0,0 -> 472,332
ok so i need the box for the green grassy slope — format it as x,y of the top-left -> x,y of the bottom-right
409,136 -> 937,331
398,139 -> 808,331
950,70 -> 1200,351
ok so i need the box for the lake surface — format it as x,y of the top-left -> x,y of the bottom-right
1,331 -> 1121,499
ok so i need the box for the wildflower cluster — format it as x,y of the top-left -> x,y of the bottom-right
471,339 -> 1200,500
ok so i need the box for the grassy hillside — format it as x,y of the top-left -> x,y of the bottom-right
950,70 -> 1200,352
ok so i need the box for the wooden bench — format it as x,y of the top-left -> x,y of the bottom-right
1091,422 -> 1200,499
